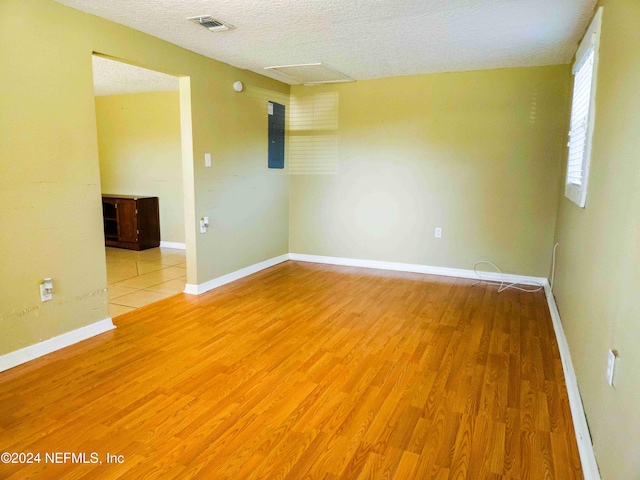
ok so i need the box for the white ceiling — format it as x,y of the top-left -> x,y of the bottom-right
92,56 -> 179,96
62,0 -> 597,85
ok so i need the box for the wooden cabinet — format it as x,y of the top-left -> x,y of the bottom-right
102,195 -> 160,250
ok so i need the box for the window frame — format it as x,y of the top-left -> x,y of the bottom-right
565,7 -> 603,208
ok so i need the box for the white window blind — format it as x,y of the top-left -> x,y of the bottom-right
567,49 -> 595,187
565,7 -> 602,208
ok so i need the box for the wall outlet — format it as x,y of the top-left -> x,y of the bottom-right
40,284 -> 52,302
435,227 -> 442,238
606,349 -> 618,386
200,216 -> 209,234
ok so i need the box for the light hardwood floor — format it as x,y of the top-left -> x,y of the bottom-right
0,261 -> 582,479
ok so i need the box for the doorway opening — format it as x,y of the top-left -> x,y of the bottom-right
91,54 -> 195,317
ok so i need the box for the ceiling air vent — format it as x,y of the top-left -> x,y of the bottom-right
187,15 -> 235,32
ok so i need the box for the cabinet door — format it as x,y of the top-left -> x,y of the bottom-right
116,199 -> 137,243
102,199 -> 119,241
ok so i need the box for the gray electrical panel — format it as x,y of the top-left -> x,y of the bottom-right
268,102 -> 285,169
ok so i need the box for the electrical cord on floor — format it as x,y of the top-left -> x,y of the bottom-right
472,243 -> 559,293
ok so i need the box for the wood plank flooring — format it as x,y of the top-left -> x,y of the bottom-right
0,261 -> 583,479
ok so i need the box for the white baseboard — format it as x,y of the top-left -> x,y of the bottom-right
184,254 -> 290,295
289,253 -> 547,286
543,283 -> 600,480
0,318 -> 116,373
160,241 -> 186,250
183,283 -> 199,295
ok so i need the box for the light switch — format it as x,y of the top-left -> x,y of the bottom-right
205,153 -> 212,167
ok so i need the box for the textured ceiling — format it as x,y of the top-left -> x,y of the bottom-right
92,56 -> 179,96
61,0 -> 597,85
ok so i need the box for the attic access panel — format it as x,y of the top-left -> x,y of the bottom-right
268,102 -> 285,169
264,63 -> 353,85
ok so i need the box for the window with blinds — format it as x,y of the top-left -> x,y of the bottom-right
567,50 -> 594,187
565,7 -> 602,208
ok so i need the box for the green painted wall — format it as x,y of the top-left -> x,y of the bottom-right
0,0 -> 289,355
290,66 -> 570,277
552,1 -> 640,478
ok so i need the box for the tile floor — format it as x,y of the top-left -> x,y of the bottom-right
106,246 -> 186,318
